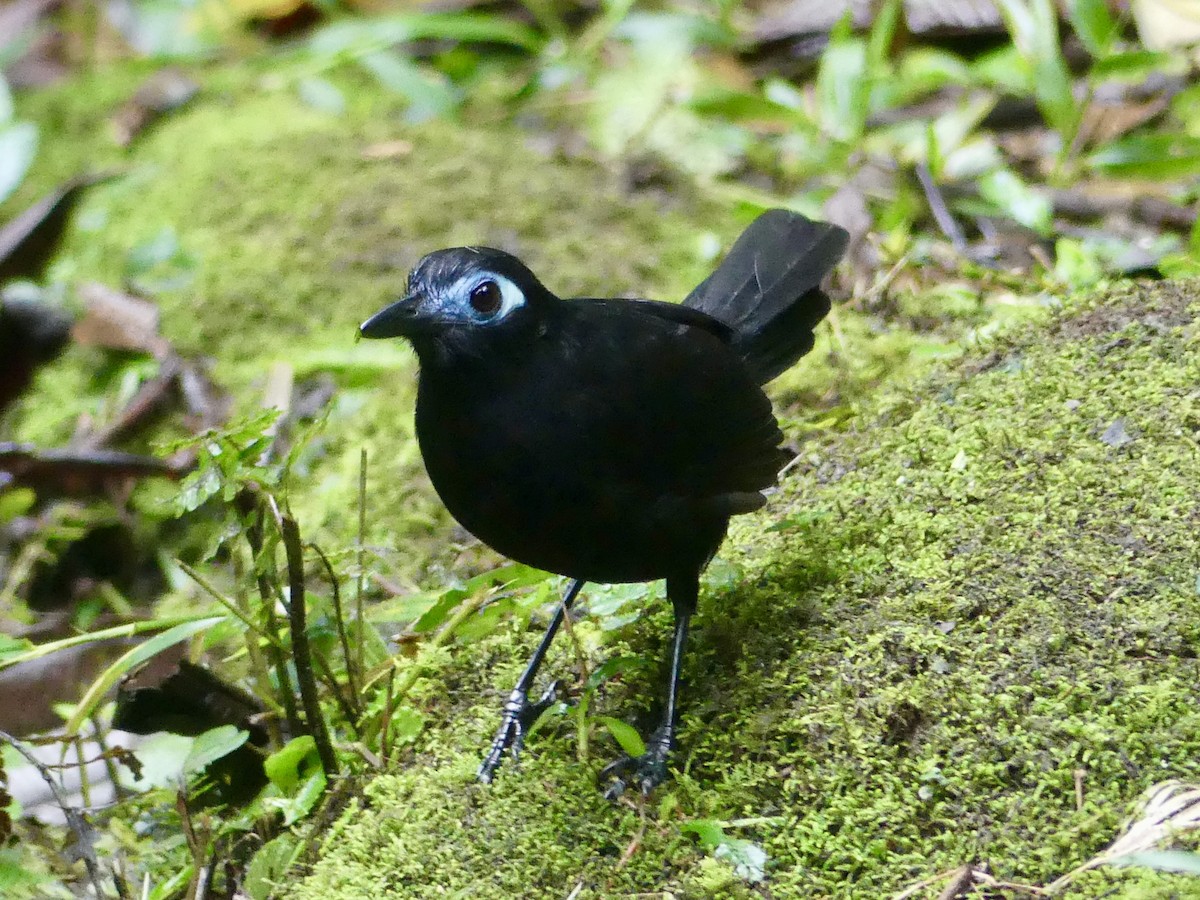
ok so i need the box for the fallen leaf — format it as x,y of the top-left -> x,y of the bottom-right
72,282 -> 168,356
362,139 -> 415,160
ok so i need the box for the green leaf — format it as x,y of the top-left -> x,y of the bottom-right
1093,50 -> 1174,78
597,717 -> 645,757
587,581 -> 658,631
183,726 -> 249,775
585,655 -> 647,692
1112,851 -> 1200,875
866,0 -> 901,72
995,0 -> 1077,137
978,168 -> 1052,234
264,771 -> 326,825
816,17 -> 869,142
265,736 -> 318,792
412,590 -> 467,633
1069,0 -> 1118,57
125,227 -> 180,275
589,35 -> 690,158
244,834 -> 302,900
0,76 -> 12,122
0,847 -> 54,892
127,733 -> 195,788
1053,238 -> 1104,288
297,77 -> 346,114
0,487 -> 36,523
1089,134 -> 1200,178
681,821 -> 768,883
390,12 -> 543,50
681,819 -> 726,847
0,615 -> 220,672
358,51 -> 460,123
0,121 -> 37,206
644,107 -> 748,180
387,706 -> 425,744
0,634 -> 33,666
116,3 -> 213,58
308,13 -> 542,57
64,617 -> 225,734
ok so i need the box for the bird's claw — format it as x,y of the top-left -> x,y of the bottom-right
599,728 -> 672,800
477,680 -> 559,783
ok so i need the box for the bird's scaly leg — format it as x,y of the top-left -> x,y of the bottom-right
601,583 -> 694,799
477,578 -> 585,783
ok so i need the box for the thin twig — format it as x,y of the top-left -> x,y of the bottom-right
73,735 -> 91,809
0,729 -> 108,898
891,866 -> 971,900
177,558 -> 287,729
355,448 -> 368,692
559,601 -> 590,691
277,506 -> 338,781
615,803 -> 647,870
176,561 -> 282,648
308,541 -> 362,722
915,163 -> 968,252
310,644 -> 360,731
381,665 -> 396,764
935,865 -> 977,900
362,589 -> 491,697
237,487 -> 301,738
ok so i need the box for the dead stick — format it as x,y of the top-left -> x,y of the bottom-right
916,163 -> 969,251
276,506 -> 338,781
0,729 -> 109,898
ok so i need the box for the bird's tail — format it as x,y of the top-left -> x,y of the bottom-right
683,210 -> 848,384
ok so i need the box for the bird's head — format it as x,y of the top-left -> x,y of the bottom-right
360,247 -> 553,352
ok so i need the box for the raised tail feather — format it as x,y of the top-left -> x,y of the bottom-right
683,210 -> 848,384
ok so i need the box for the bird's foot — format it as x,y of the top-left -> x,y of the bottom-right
599,727 -> 672,800
477,681 -> 559,783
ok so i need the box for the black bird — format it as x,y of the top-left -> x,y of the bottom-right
360,210 -> 848,795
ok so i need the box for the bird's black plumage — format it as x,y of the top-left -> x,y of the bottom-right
361,210 -> 848,794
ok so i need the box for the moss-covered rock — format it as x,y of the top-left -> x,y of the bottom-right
291,281 -> 1200,899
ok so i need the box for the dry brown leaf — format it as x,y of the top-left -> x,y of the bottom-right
72,283 -> 169,356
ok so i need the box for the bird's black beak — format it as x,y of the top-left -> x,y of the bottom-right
360,293 -> 426,339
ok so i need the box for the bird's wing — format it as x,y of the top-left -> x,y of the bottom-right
558,299 -> 787,505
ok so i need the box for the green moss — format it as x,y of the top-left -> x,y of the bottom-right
292,281 -> 1200,898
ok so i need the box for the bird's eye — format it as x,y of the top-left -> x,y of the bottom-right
469,280 -> 503,316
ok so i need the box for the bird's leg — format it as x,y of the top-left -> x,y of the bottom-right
478,578 -> 585,783
601,574 -> 696,799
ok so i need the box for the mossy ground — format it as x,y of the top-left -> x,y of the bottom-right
8,64 -> 1200,898
290,281 -> 1200,899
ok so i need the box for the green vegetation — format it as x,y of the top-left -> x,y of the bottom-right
1,1 -> 1198,897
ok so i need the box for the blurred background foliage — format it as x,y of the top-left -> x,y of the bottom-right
0,0 -> 1199,897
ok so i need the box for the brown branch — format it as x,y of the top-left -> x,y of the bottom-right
1049,188 -> 1196,232
277,506 -> 338,781
0,442 -> 188,495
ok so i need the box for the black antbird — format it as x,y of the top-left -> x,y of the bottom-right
360,210 -> 848,796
